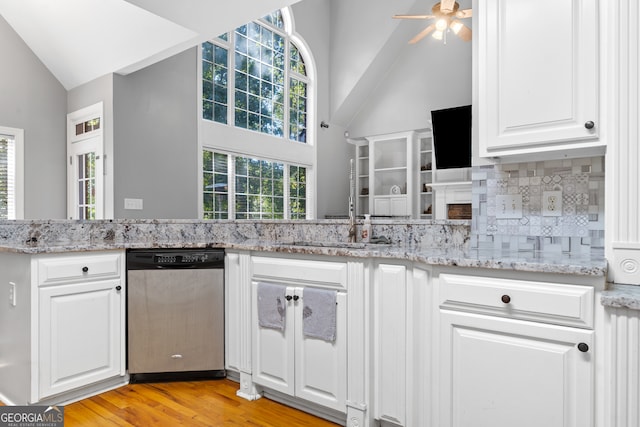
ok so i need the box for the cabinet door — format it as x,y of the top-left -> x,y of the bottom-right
373,264 -> 407,425
39,280 -> 123,399
374,197 -> 408,216
390,197 -> 408,216
295,289 -> 347,412
479,0 -> 600,157
439,310 -> 593,427
252,284 -> 296,396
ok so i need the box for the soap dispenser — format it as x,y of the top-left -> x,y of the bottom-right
361,214 -> 371,243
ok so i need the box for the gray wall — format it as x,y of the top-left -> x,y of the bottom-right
113,48 -> 199,219
67,74 -> 115,218
0,16 -> 67,219
293,0 -> 352,217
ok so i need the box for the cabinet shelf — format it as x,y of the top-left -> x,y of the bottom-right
374,166 -> 407,173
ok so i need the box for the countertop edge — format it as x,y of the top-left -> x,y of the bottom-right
0,240 -> 608,278
601,284 -> 640,311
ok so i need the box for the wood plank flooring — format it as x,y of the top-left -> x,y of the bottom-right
62,379 -> 340,426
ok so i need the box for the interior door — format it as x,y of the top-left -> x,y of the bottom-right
67,103 -> 104,219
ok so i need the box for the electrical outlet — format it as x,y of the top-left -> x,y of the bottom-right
124,198 -> 143,210
496,195 -> 523,219
542,191 -> 563,217
9,282 -> 16,307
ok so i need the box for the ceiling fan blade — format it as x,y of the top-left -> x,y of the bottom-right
455,8 -> 472,19
393,14 -> 435,20
454,22 -> 472,41
409,23 -> 436,44
440,0 -> 456,13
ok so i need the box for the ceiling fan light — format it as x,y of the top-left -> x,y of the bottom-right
432,30 -> 444,40
450,20 -> 464,34
435,18 -> 448,31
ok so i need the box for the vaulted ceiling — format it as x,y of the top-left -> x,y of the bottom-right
0,0 -> 300,90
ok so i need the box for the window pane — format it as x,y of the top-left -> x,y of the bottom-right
290,165 -> 307,219
289,77 -> 307,143
202,150 -> 229,219
202,150 -> 305,220
203,42 -> 228,124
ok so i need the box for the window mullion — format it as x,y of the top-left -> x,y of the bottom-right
283,41 -> 291,141
228,32 -> 236,127
283,163 -> 290,220
228,154 -> 236,219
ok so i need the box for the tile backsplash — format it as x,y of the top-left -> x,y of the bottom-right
471,157 -> 605,254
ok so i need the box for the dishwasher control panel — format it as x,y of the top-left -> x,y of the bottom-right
127,249 -> 225,270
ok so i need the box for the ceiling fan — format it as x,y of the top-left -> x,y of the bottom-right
394,0 -> 472,44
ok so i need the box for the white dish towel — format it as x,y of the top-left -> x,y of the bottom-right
302,287 -> 337,342
257,282 -> 287,331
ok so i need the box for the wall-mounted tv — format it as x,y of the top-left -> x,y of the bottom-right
430,105 -> 472,170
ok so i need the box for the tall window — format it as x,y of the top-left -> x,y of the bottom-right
202,9 -> 310,142
0,127 -> 24,219
203,149 -> 307,220
200,8 -> 314,220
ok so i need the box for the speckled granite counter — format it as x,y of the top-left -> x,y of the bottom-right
601,284 -> 640,310
0,219 -> 607,277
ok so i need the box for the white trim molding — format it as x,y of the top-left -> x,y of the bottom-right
606,0 -> 640,285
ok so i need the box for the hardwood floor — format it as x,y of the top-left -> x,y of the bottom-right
63,379 -> 340,426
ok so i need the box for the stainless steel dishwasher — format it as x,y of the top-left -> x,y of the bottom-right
126,248 -> 225,382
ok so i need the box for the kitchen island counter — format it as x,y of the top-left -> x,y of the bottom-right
0,219 -> 606,277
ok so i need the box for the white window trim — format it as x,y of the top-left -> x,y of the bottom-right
0,126 -> 24,219
67,102 -> 105,220
202,148 -> 309,220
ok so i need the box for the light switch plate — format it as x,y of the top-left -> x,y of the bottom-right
542,191 -> 563,217
496,194 -> 523,219
124,198 -> 143,210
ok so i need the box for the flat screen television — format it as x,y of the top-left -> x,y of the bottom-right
430,105 -> 472,170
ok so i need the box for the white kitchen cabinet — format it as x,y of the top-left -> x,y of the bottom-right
0,250 -> 126,406
37,252 -> 125,401
39,278 -> 124,399
250,255 -> 348,413
252,283 -> 347,411
436,273 -> 596,427
373,262 -> 432,427
477,0 -> 604,159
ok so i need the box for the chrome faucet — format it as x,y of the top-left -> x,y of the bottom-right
348,159 -> 357,242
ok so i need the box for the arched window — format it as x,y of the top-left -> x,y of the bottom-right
202,9 -> 310,143
200,9 -> 314,220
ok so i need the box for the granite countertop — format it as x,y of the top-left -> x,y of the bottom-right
601,284 -> 640,310
0,219 -> 608,277
3,219 -> 635,307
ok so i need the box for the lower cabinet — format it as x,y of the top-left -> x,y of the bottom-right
373,262 -> 432,427
436,272 -> 600,427
374,196 -> 408,216
248,254 -> 351,416
439,310 -> 593,427
252,283 -> 347,411
39,278 -> 124,399
0,250 -> 126,405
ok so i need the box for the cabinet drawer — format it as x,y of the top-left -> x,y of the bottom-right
37,252 -> 123,286
439,274 -> 594,328
252,256 -> 347,289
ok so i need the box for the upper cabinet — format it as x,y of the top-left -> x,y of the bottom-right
477,0 -> 604,160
